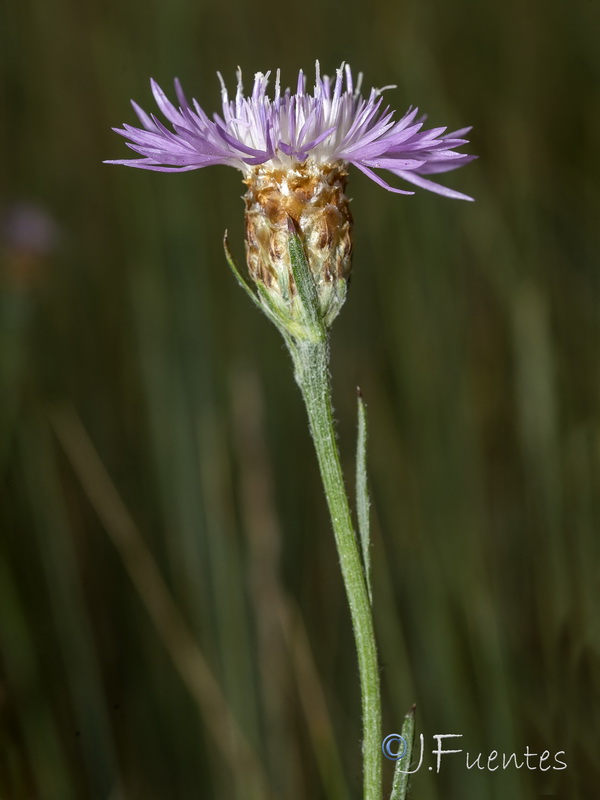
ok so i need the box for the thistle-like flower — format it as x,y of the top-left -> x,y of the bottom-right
106,63 -> 474,337
106,68 -> 474,795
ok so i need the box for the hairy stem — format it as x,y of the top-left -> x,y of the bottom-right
289,338 -> 381,800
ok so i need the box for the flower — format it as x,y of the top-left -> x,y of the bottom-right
106,63 -> 475,338
105,62 -> 474,201
2,202 -> 60,257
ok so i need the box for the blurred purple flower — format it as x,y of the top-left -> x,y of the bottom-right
2,202 -> 60,256
106,62 -> 475,201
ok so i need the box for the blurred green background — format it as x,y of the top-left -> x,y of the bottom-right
1,0 -> 599,798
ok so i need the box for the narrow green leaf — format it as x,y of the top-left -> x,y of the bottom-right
356,388 -> 372,603
287,220 -> 325,340
223,230 -> 262,310
389,706 -> 416,800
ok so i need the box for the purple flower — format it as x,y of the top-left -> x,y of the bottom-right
106,62 -> 475,201
2,202 -> 60,256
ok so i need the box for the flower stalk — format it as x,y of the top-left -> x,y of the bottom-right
289,335 -> 381,800
226,224 -> 381,798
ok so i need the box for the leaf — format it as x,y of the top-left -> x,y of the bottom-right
287,218 -> 325,341
223,230 -> 262,310
356,388 -> 372,603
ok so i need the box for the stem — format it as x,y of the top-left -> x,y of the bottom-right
289,338 -> 381,800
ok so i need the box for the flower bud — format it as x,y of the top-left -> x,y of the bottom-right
244,161 -> 352,337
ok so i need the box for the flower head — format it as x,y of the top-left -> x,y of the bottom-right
107,64 -> 475,339
106,62 -> 474,201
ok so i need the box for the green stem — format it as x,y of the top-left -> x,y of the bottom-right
289,338 -> 381,800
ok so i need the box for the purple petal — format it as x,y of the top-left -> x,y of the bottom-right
213,124 -> 270,159
416,154 -> 478,175
131,100 -> 158,131
390,169 -> 474,201
298,124 -> 337,152
174,77 -> 191,111
361,157 -> 427,170
150,79 -> 184,125
351,162 -> 415,194
103,159 -> 206,172
445,126 -> 473,138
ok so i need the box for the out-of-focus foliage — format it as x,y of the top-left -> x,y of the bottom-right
1,1 -> 599,798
